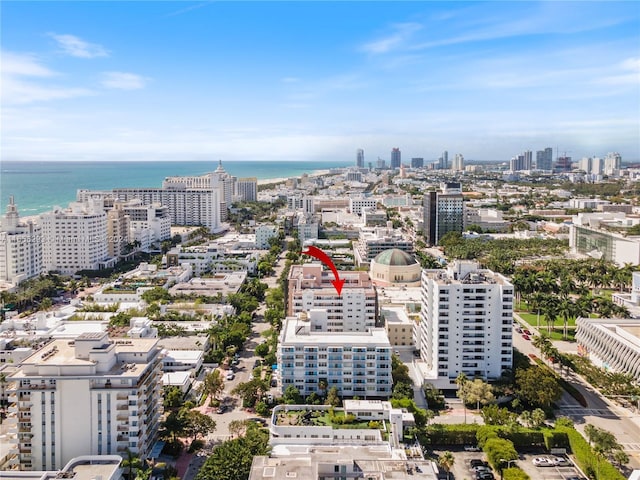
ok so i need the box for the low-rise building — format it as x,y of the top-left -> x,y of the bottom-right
355,226 -> 414,266
382,307 -> 415,347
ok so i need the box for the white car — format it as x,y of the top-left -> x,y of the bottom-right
532,457 -> 554,467
226,372 -> 235,380
464,445 -> 481,452
551,457 -> 569,466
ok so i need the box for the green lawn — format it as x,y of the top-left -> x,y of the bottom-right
516,311 -> 577,328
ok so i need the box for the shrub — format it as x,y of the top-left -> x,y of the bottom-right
483,437 -> 518,470
477,426 -> 499,448
503,468 -> 530,480
543,430 -> 569,450
556,426 -> 625,480
423,423 -> 480,445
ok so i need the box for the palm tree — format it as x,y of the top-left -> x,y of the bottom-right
532,334 -> 552,364
456,372 -> 469,424
439,451 -> 455,480
121,449 -> 143,480
541,299 -> 559,335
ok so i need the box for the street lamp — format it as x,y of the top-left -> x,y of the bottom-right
499,459 -> 517,480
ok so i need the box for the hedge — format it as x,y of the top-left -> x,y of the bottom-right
503,468 -> 530,480
543,430 -> 569,450
423,423 -> 480,445
556,426 -> 625,480
483,437 -> 518,470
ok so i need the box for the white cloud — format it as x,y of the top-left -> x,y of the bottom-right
281,77 -> 300,83
2,51 -> 56,77
49,33 -> 109,58
360,22 -> 422,54
101,72 -> 149,90
595,57 -> 640,86
1,51 -> 94,105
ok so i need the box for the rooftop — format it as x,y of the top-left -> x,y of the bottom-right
373,249 -> 418,267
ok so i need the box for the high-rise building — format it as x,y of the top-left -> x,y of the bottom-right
605,152 -> 622,175
236,177 -> 258,202
510,151 -> 533,171
416,260 -> 513,386
106,201 -> 130,259
410,157 -> 424,168
536,147 -> 553,171
277,314 -> 392,398
40,198 -> 112,275
0,197 -> 43,286
356,149 -> 365,168
422,183 -> 464,246
5,332 -> 164,470
556,156 -> 573,172
390,148 -> 401,169
452,153 -> 464,171
121,200 -> 171,251
287,264 -> 377,331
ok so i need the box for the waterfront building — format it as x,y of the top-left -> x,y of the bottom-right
422,182 -> 464,246
416,260 -> 513,387
356,148 -> 365,168
0,197 -> 43,286
5,332 -> 163,470
40,198 -> 113,275
286,264 -> 377,331
390,148 -> 401,169
121,200 -> 171,251
236,177 -> 258,202
277,314 -> 392,398
106,201 -> 129,259
576,318 -> 640,382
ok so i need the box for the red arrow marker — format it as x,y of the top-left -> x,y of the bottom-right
301,245 -> 346,296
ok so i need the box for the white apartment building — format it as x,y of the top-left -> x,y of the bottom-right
121,200 -> 171,251
287,264 -> 377,331
255,225 -> 278,249
78,169 -> 222,233
354,225 -> 414,266
0,197 -> 43,286
278,314 -> 392,398
416,260 -> 513,387
5,332 -> 163,470
40,198 -> 112,275
236,177 -> 257,202
349,197 -> 378,216
297,214 -> 319,245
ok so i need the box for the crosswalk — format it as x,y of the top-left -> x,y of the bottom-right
557,406 -> 619,418
619,442 -> 640,452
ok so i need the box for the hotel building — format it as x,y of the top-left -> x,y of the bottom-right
235,177 -> 258,202
5,332 -> 163,470
0,197 -> 43,286
423,183 -> 464,246
40,198 -> 113,275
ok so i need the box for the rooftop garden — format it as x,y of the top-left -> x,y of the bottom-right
274,408 -> 386,431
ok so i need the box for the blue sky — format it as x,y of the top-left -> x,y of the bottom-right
2,1 -> 639,163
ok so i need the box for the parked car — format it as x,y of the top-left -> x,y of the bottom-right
226,372 -> 235,380
248,417 -> 267,426
471,466 -> 491,473
532,457 -> 554,467
476,473 -> 494,480
551,456 -> 569,466
216,405 -> 228,414
515,327 -> 523,333
469,460 -> 486,468
524,329 -> 532,335
464,445 -> 481,452
522,334 -> 530,341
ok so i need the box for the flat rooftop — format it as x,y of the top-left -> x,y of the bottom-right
281,318 -> 390,345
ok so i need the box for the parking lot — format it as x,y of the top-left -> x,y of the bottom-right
431,449 -> 585,480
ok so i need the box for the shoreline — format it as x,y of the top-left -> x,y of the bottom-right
256,169 -> 333,186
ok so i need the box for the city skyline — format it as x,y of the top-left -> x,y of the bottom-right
2,1 -> 639,163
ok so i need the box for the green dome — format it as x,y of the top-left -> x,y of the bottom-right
373,249 -> 417,266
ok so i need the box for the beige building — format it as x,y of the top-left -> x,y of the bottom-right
5,332 -> 163,470
370,249 -> 421,287
287,264 -> 377,331
382,307 -> 415,347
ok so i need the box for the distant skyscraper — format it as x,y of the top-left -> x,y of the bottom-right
556,156 -> 573,172
376,158 -> 386,169
236,177 -> 257,202
510,151 -> 533,171
443,151 -> 449,169
356,149 -> 365,168
604,152 -> 622,175
411,157 -> 424,168
536,147 -> 553,171
452,153 -> 464,171
390,148 -> 401,169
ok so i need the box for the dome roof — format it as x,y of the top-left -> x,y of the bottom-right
373,249 -> 418,266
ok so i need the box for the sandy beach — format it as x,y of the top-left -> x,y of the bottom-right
256,169 -> 333,186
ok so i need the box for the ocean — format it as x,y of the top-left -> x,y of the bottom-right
0,160 -> 349,215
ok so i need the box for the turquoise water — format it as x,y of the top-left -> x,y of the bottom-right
0,160 -> 349,215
